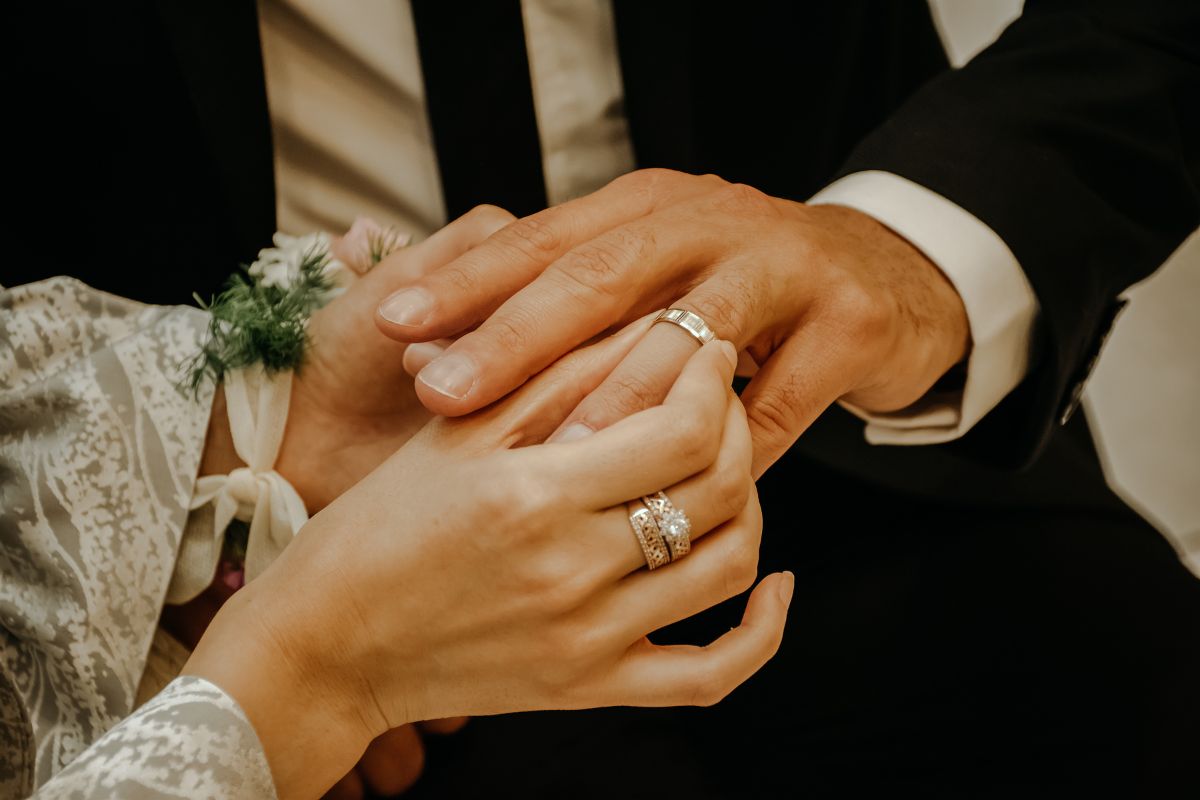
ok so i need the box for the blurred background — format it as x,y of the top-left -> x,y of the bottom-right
933,0 -> 1200,571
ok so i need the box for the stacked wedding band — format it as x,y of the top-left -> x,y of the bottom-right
628,505 -> 672,570
654,308 -> 717,346
627,490 -> 693,570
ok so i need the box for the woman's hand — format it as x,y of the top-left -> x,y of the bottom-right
184,331 -> 793,799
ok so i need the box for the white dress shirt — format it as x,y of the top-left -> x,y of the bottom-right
257,0 -> 1039,444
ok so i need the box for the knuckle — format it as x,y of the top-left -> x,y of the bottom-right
498,214 -> 564,258
712,182 -> 778,218
745,385 -> 800,447
598,369 -> 662,420
494,471 -> 558,525
713,468 -> 751,520
486,305 -> 542,355
684,289 -> 748,340
520,553 -> 572,600
670,409 -> 719,469
438,260 -> 483,295
722,541 -> 759,598
613,167 -> 687,208
825,280 -> 891,347
540,621 -> 604,682
617,167 -> 672,193
686,666 -> 733,707
467,203 -> 517,229
553,236 -> 638,298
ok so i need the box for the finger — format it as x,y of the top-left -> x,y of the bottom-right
476,312 -> 656,448
530,339 -> 737,508
607,570 -> 794,708
409,214 -> 718,415
315,205 -> 516,389
402,338 -> 454,376
547,317 -> 709,443
322,769 -> 364,800
548,263 -> 777,440
578,396 -> 754,580
364,204 -> 516,301
375,169 -> 720,342
740,325 -> 859,479
419,716 -> 468,735
587,486 -> 763,635
357,724 -> 426,797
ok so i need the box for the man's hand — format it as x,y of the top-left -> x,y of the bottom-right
375,169 -> 969,476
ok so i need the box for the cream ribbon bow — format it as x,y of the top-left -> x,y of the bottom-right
188,366 -> 309,584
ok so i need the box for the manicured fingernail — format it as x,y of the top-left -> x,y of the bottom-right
418,353 -> 478,399
550,422 -> 594,443
379,287 -> 434,326
778,571 -> 795,606
403,341 -> 447,374
719,340 -> 738,368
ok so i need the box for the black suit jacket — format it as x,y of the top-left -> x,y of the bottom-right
5,0 -> 1198,475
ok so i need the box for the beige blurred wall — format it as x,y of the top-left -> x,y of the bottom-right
929,0 -> 1200,565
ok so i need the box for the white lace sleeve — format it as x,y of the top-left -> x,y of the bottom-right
0,278 -> 240,794
30,676 -> 276,799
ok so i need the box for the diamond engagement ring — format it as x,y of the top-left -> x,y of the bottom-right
641,491 -> 692,560
653,308 -> 717,346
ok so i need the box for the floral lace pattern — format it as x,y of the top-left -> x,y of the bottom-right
32,677 -> 274,799
0,279 -> 273,797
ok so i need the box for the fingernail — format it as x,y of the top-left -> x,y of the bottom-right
379,287 -> 434,326
719,340 -> 738,368
550,422 -> 594,443
778,571 -> 795,606
403,341 -> 447,374
418,353 -> 478,399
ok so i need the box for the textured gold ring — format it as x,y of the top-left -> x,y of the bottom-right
628,503 -> 671,570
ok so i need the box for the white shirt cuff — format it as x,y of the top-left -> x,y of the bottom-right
809,170 -> 1040,445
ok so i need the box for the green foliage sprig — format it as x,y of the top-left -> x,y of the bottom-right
184,243 -> 336,395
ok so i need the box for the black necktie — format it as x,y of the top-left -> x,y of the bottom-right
411,0 -> 548,221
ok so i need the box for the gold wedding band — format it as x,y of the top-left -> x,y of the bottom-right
653,308 -> 716,346
628,504 -> 671,570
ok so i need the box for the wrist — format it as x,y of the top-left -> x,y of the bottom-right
199,387 -> 242,476
183,569 -> 380,798
816,204 -> 970,412
202,377 -> 322,513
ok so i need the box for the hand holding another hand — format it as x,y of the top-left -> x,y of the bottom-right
185,331 -> 792,799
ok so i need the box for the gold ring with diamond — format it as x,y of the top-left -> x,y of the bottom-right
628,503 -> 671,570
653,308 -> 716,347
641,490 -> 692,561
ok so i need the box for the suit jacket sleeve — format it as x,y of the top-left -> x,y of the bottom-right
837,0 -> 1200,466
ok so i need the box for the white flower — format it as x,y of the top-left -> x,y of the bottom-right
248,231 -> 343,290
